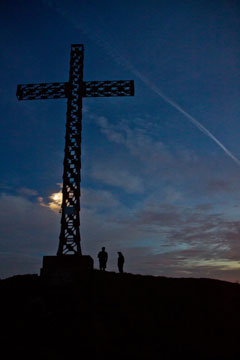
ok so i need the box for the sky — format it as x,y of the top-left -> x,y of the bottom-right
0,0 -> 240,281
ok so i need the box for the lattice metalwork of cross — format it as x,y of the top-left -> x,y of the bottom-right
16,44 -> 134,256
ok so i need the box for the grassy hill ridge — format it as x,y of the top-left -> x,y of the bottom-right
1,271 -> 240,359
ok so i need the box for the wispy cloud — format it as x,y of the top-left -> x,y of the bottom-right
82,188 -> 120,209
43,0 -> 240,168
38,184 -> 62,213
17,187 -> 39,197
96,116 -> 172,166
1,190 -> 240,280
0,193 -> 59,274
91,163 -> 144,194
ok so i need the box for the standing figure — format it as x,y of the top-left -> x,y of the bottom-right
117,252 -> 125,273
98,247 -> 108,271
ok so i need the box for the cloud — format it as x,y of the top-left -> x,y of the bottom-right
17,187 -> 39,197
0,189 -> 127,277
79,190 -> 240,281
81,188 -> 120,209
116,245 -> 240,282
93,114 -> 240,203
131,202 -> 225,242
94,114 -> 230,195
1,188 -> 240,281
112,200 -> 240,269
96,115 -> 173,167
0,193 -> 59,277
91,164 -> 144,193
38,187 -> 62,213
205,178 -> 240,196
134,204 -> 183,228
39,186 -> 121,213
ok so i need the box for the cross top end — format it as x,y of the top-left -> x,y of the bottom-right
16,43 -> 134,100
71,44 -> 84,50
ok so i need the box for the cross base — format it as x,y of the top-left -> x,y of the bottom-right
40,255 -> 94,283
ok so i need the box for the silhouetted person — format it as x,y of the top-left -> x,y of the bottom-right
98,247 -> 108,271
117,252 -> 125,273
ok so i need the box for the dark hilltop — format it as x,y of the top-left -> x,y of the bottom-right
1,270 -> 240,360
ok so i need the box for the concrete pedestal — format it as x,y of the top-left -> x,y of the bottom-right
40,255 -> 94,283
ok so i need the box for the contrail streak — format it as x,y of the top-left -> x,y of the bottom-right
130,69 -> 240,167
43,0 -> 240,167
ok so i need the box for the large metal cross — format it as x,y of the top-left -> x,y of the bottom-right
17,44 -> 134,256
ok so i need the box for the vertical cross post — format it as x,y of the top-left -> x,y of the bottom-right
57,45 -> 83,256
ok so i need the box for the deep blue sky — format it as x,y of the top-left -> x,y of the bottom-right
1,0 -> 240,281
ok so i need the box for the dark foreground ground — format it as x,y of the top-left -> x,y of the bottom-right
1,270 -> 240,360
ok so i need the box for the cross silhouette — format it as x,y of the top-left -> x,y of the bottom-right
17,44 -> 134,256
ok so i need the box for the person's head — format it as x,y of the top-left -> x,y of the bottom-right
102,247 -> 105,251
118,252 -> 122,255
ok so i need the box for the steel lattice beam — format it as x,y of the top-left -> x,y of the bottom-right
57,44 -> 83,256
83,80 -> 134,97
16,80 -> 134,100
16,44 -> 134,256
16,82 -> 67,100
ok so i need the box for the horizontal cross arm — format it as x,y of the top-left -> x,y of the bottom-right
16,82 -> 68,100
16,80 -> 135,100
83,80 -> 134,97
